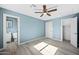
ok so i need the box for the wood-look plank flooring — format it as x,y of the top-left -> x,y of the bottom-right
15,38 -> 79,55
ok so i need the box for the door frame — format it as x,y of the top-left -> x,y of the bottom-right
61,17 -> 77,41
3,14 -> 20,48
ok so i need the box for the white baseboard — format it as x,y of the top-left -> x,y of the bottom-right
46,37 -> 62,42
52,37 -> 62,41
20,37 -> 45,45
0,48 -> 5,51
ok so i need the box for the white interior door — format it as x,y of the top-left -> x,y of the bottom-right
71,17 -> 77,48
45,21 -> 53,39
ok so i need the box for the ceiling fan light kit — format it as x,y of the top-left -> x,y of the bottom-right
34,5 -> 57,17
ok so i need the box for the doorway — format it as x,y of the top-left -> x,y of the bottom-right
63,25 -> 71,42
3,14 -> 20,48
61,17 -> 77,48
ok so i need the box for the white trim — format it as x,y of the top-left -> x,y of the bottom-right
0,48 -> 5,51
17,17 -> 20,45
61,19 -> 63,41
20,37 -> 45,45
3,14 -> 20,48
52,37 -> 62,42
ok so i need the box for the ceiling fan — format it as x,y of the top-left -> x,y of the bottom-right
35,5 -> 57,17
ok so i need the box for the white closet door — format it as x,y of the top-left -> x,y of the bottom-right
71,17 -> 77,48
45,21 -> 53,39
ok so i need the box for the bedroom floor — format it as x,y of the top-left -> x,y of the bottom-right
15,38 -> 79,55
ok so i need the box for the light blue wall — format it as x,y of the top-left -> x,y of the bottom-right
0,8 -> 45,48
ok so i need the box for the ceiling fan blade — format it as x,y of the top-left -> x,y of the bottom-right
47,13 -> 51,16
35,12 -> 43,13
48,9 -> 57,12
34,9 -> 42,10
48,5 -> 57,10
40,14 -> 44,17
43,5 -> 46,10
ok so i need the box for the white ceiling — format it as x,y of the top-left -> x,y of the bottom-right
0,4 -> 79,20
